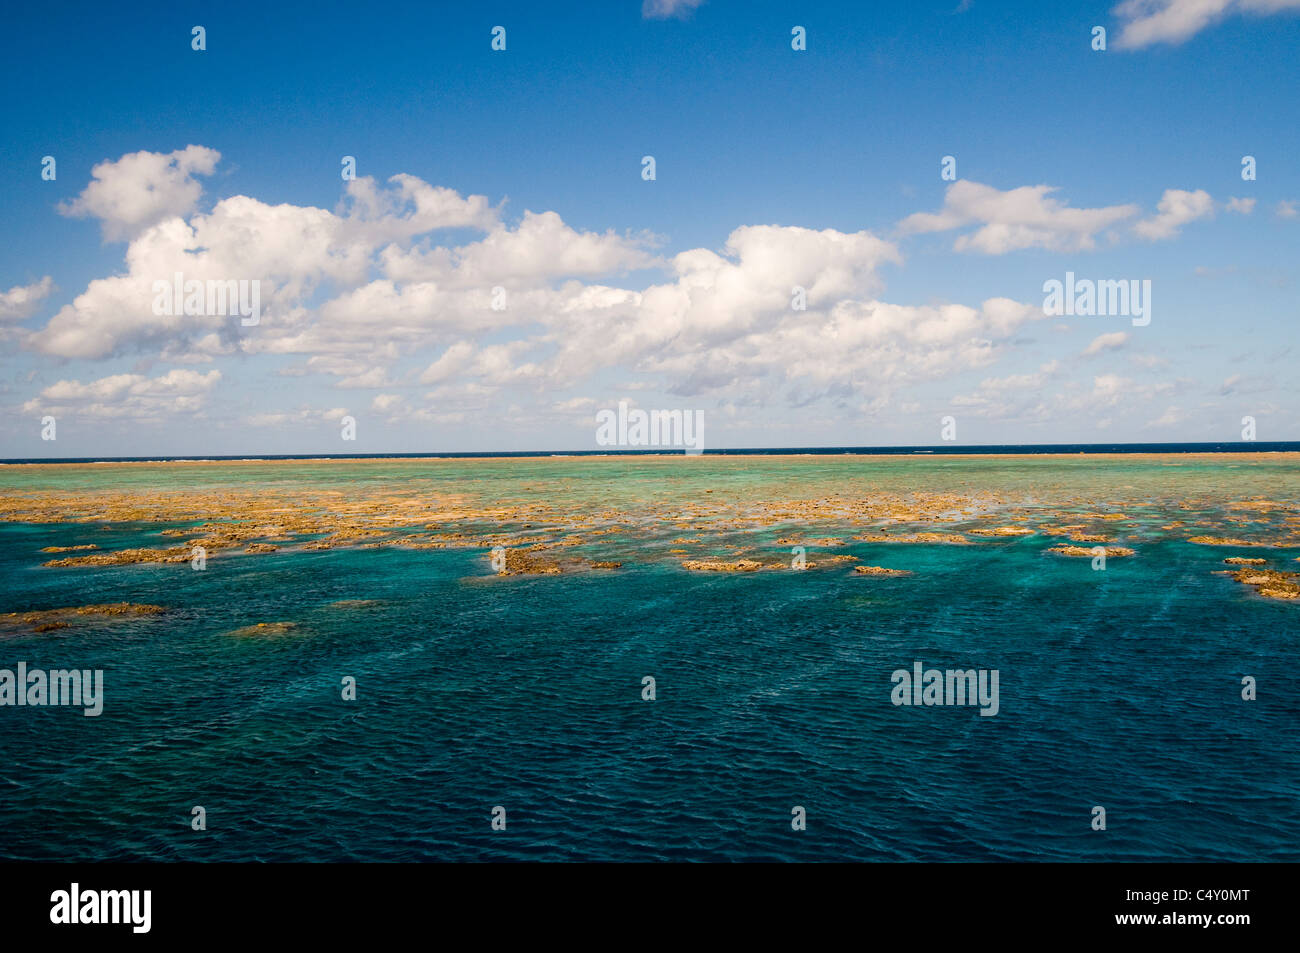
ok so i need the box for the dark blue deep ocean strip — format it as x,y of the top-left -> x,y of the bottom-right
5,441 -> 1299,464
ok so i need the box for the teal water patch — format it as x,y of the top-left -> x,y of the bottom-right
1,526 -> 1296,861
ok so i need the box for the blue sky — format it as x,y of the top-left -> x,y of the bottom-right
1,0 -> 1297,456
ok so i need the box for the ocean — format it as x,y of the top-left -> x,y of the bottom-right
1,450 -> 1296,861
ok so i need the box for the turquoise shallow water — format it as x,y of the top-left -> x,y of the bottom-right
0,455 -> 1297,861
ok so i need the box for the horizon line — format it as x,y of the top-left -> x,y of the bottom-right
4,440 -> 1300,465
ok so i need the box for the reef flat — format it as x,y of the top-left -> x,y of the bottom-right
1,452 -> 1298,596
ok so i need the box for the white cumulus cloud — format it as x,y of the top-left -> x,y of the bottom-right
1113,0 -> 1300,50
0,277 -> 55,324
1134,189 -> 1215,240
59,145 -> 220,241
899,181 -> 1139,254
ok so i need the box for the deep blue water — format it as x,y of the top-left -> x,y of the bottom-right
5,441 -> 1300,464
1,520 -> 1296,861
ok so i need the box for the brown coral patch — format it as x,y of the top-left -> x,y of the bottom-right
681,559 -> 762,572
1047,545 -> 1135,557
1226,567 -> 1300,600
43,546 -> 190,568
2,603 -> 165,632
809,554 -> 857,567
495,549 -> 563,575
852,532 -> 969,544
227,621 -> 300,637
